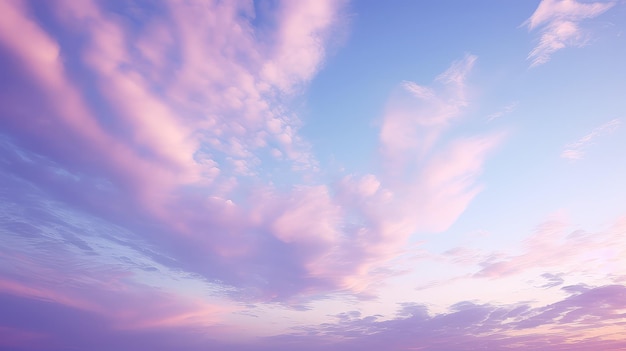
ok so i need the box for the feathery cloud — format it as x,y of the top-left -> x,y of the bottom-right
525,0 -> 614,67
487,101 -> 518,121
561,118 -> 620,160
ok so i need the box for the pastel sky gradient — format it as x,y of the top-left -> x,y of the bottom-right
1,1 -> 626,350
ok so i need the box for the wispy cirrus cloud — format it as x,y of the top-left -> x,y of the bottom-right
524,0 -> 615,67
475,214 -> 626,280
324,54 -> 504,293
415,212 -> 626,310
381,54 -> 477,163
561,118 -> 620,160
487,101 -> 518,121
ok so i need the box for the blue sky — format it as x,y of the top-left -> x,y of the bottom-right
1,0 -> 626,350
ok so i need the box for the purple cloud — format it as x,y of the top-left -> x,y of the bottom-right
3,284 -> 625,350
279,284 -> 626,351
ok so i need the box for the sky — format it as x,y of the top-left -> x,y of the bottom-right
1,0 -> 626,350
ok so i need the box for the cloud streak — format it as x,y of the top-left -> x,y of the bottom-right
471,215 -> 626,282
525,0 -> 614,67
487,101 -> 518,121
561,118 -> 620,160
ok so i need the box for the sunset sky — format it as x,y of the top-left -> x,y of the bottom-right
1,0 -> 626,350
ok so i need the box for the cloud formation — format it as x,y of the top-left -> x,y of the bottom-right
0,0 -> 347,301
272,284 -> 626,351
0,0 -> 503,307
561,118 -> 620,160
469,215 -> 626,282
525,0 -> 614,66
487,101 -> 518,121
2,1 -> 625,350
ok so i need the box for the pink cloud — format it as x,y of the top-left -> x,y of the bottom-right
0,0 -> 186,217
143,55 -> 503,300
413,134 -> 504,232
0,245 -> 232,334
371,55 -> 501,236
524,0 -> 614,67
261,0 -> 347,93
11,0 -> 349,209
0,1 -> 501,305
475,214 -> 626,280
380,54 -> 477,165
305,56 -> 505,293
525,0 -> 614,30
561,118 -> 621,161
0,0 -> 347,300
1,1 -> 625,350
